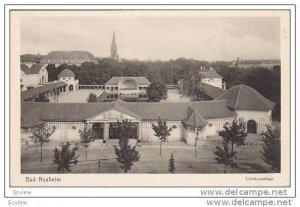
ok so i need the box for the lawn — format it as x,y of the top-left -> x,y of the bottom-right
21,137 -> 275,174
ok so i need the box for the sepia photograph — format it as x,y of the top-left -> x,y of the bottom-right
9,9 -> 291,186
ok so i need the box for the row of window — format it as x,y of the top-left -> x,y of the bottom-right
139,94 -> 147,98
106,86 -> 148,91
107,86 -> 118,91
106,94 -> 147,99
61,77 -> 73,81
44,59 -> 89,63
107,94 -> 118,98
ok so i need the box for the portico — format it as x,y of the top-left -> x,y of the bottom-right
85,107 -> 142,141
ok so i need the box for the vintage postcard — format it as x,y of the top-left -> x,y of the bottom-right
9,9 -> 290,187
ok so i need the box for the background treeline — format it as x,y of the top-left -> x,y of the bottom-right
46,58 -> 280,120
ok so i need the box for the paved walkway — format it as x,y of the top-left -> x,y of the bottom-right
58,90 -> 104,103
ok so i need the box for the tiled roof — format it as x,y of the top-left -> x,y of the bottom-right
215,84 -> 275,111
199,82 -> 225,99
105,77 -> 151,85
43,51 -> 95,61
199,68 -> 222,78
21,64 -> 44,74
21,100 -> 236,127
21,106 -> 44,128
21,64 -> 30,72
21,82 -> 67,100
183,107 -> 208,127
58,69 -> 75,78
21,54 -> 42,63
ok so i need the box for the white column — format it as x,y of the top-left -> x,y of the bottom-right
103,123 -> 109,140
138,122 -> 142,140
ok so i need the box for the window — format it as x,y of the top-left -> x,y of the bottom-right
139,87 -> 142,90
106,87 -> 109,90
115,87 -> 118,90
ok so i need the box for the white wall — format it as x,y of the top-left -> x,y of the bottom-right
236,110 -> 272,133
21,65 -> 48,90
59,77 -> 79,92
141,120 -> 183,142
201,78 -> 222,89
47,122 -> 85,140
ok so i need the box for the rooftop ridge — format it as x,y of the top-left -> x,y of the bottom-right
234,85 -> 242,109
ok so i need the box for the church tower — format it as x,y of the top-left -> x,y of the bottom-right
110,30 -> 119,61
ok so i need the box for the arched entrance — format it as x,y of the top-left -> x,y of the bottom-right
69,85 -> 73,92
92,123 -> 104,139
109,122 -> 138,139
247,120 -> 257,134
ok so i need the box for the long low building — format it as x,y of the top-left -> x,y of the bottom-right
21,81 -> 67,102
21,84 -> 275,145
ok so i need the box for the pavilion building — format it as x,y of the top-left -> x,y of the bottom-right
21,84 -> 275,146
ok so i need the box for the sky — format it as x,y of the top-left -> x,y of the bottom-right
20,13 -> 280,61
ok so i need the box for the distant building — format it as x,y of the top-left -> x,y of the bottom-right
199,67 -> 226,90
41,51 -> 96,66
21,82 -> 67,102
110,30 -> 119,61
21,64 -> 48,91
231,57 -> 281,69
20,54 -> 43,67
99,77 -> 151,102
58,69 -> 79,92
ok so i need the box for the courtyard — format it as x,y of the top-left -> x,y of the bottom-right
57,89 -> 190,103
21,134 -> 275,174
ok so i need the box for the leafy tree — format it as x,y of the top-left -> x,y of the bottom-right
261,125 -> 281,172
53,142 -> 79,172
29,123 -> 56,163
114,120 -> 140,173
168,153 -> 175,173
192,83 -> 210,101
152,117 -> 173,156
34,93 -> 50,102
218,120 -> 247,153
214,142 -> 237,173
79,125 -> 95,159
146,82 -> 168,102
87,93 -> 97,102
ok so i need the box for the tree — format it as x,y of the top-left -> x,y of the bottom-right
218,120 -> 247,153
114,120 -> 140,173
34,93 -> 50,102
146,82 -> 168,102
261,125 -> 281,172
29,123 -> 56,163
87,93 -> 97,102
78,125 -> 95,159
53,142 -> 79,172
214,142 -> 237,173
168,153 -> 175,173
152,117 -> 173,156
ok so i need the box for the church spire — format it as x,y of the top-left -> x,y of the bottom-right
110,30 -> 119,61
